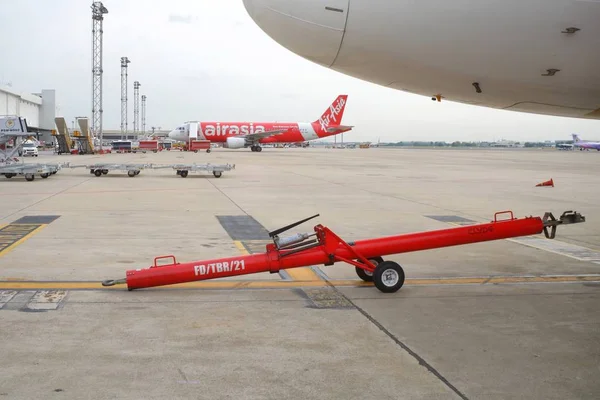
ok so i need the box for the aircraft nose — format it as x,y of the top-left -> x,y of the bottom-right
242,0 -> 348,67
168,129 -> 179,140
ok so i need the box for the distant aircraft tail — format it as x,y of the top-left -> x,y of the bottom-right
572,134 -> 582,143
315,95 -> 348,129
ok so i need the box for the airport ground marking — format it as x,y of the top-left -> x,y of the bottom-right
1,274 -> 598,291
0,224 -> 48,257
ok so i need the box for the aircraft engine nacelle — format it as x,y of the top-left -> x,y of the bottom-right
224,137 -> 247,149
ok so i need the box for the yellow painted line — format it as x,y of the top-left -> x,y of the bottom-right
233,240 -> 249,255
0,224 -> 48,257
285,266 -> 322,281
1,275 -> 598,290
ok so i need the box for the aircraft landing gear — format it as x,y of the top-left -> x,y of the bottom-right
250,145 -> 262,152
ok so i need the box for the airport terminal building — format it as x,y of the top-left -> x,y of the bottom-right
0,85 -> 57,144
1,84 -> 169,144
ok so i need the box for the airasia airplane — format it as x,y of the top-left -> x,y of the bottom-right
168,95 -> 352,152
241,0 -> 600,120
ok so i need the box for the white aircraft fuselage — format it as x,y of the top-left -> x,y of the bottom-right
242,0 -> 600,119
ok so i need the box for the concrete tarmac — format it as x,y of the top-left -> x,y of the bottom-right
0,147 -> 598,399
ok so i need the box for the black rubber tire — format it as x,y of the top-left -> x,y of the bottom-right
102,169 -> 108,174
180,170 -> 188,178
94,170 -> 102,177
25,174 -> 35,181
128,170 -> 136,177
213,171 -> 222,178
41,173 -> 49,179
206,149 -> 211,153
373,261 -> 405,293
257,146 -> 262,152
355,256 -> 384,282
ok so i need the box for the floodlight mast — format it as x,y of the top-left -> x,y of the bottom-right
133,81 -> 141,136
141,95 -> 147,136
120,57 -> 130,140
91,1 -> 108,148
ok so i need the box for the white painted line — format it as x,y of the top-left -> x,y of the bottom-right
0,290 -> 17,309
25,290 -> 68,311
508,236 -> 600,265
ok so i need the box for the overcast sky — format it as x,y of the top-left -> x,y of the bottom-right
1,0 -> 598,142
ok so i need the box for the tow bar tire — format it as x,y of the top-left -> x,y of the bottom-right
355,256 -> 384,282
373,261 -> 405,293
213,171 -> 222,178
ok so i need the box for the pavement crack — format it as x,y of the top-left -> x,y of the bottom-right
177,367 -> 188,382
0,177 -> 92,222
206,179 -> 249,216
327,283 -> 469,400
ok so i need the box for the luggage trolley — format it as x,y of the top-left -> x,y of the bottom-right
152,163 -> 235,178
70,163 -> 152,177
1,162 -> 66,181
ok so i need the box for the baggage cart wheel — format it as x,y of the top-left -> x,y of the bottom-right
194,150 -> 198,153
90,169 -> 95,174
180,170 -> 188,178
206,149 -> 211,153
134,171 -> 140,175
355,256 -> 384,282
176,170 -> 181,175
25,174 -> 35,181
373,261 -> 405,293
102,169 -> 108,174
4,173 -> 15,179
213,171 -> 222,178
41,173 -> 49,179
128,170 -> 136,177
94,170 -> 102,177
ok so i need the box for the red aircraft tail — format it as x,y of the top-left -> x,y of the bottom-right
314,95 -> 348,130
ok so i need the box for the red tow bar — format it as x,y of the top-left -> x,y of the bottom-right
102,210 -> 585,293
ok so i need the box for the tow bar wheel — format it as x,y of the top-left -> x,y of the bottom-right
355,256 -> 384,282
373,261 -> 405,293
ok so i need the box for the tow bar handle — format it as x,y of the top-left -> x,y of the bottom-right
268,214 -> 320,237
542,211 -> 586,239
